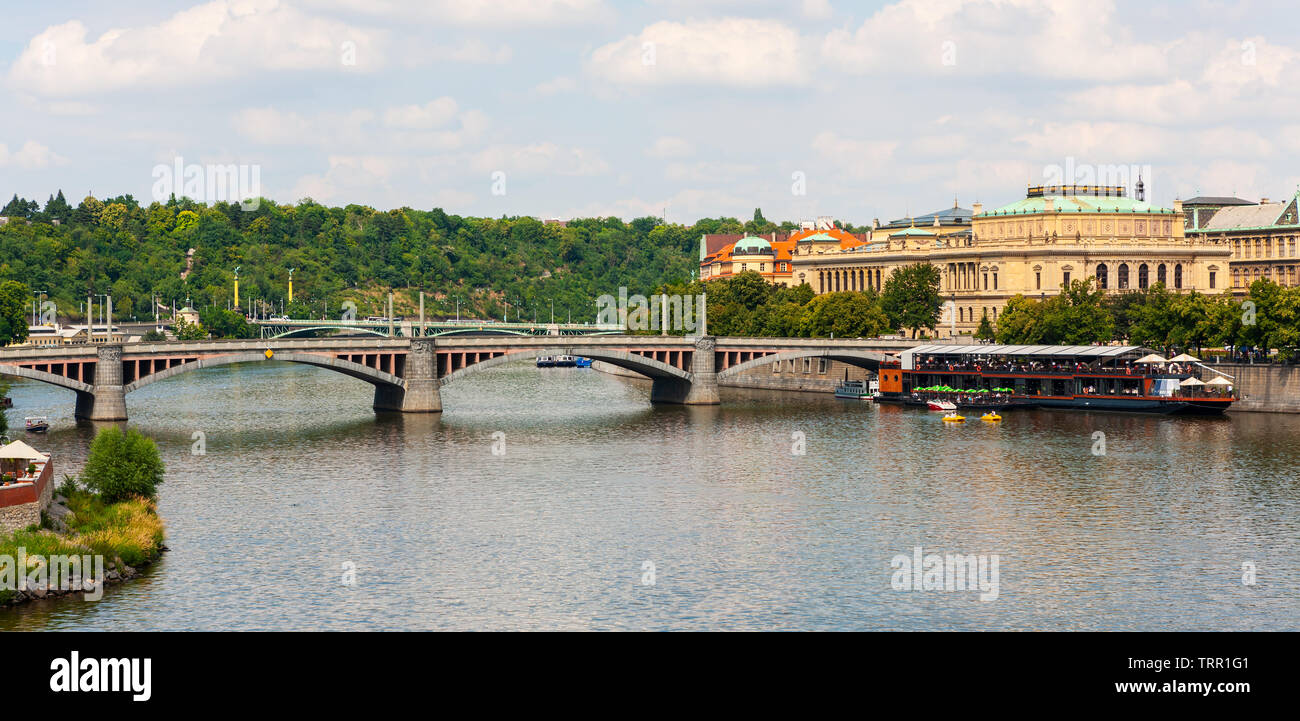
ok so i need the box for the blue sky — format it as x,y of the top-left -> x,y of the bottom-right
2,0 -> 1299,224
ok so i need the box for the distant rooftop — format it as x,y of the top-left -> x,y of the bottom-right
1183,196 -> 1254,206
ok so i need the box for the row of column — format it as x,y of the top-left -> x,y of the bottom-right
818,268 -> 883,293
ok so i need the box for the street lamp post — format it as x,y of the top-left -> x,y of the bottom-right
31,290 -> 47,326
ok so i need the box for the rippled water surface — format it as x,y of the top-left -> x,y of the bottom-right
2,361 -> 1297,630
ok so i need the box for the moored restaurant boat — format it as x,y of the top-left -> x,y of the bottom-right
536,356 -> 555,367
875,344 -> 1234,415
834,378 -> 878,400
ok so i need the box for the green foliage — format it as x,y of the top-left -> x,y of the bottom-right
173,317 -> 207,340
880,263 -> 942,338
198,306 -> 256,338
0,279 -> 30,346
974,314 -> 995,341
0,191 -> 703,327
141,329 -> 167,342
995,278 -> 1112,345
81,427 -> 166,504
698,272 -> 891,338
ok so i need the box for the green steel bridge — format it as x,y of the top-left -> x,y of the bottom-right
251,318 -> 624,339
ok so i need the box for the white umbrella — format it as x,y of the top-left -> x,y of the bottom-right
1179,377 -> 1205,387
1206,376 -> 1232,386
0,440 -> 45,460
1135,353 -> 1168,364
1169,353 -> 1199,362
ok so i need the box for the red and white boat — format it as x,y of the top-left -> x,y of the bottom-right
926,399 -> 957,411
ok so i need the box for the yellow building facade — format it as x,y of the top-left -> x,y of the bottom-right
792,186 -> 1232,336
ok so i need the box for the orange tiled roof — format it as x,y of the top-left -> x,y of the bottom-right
787,227 -> 867,249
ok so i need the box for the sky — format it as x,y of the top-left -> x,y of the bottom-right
2,0 -> 1299,226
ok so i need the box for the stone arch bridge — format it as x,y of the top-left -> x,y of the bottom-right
0,336 -> 907,421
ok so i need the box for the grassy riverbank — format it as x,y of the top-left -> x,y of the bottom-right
0,486 -> 165,605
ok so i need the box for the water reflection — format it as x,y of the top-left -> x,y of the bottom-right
1,360 -> 1297,630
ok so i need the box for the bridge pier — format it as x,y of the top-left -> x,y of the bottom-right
75,345 -> 128,421
650,336 -> 720,405
373,339 -> 441,413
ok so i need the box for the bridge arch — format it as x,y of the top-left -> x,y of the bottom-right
716,349 -> 891,380
0,364 -> 94,395
124,351 -> 405,393
264,326 -> 394,340
438,347 -> 691,386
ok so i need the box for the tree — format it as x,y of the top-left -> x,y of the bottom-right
0,280 -> 31,346
974,314 -> 995,341
800,291 -> 891,338
1124,283 -> 1175,350
81,426 -> 166,503
199,307 -> 255,339
994,295 -> 1044,344
173,317 -> 207,340
880,263 -> 943,338
1037,277 -> 1113,344
0,380 -> 9,436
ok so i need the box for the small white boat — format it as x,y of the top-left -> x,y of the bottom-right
25,416 -> 49,433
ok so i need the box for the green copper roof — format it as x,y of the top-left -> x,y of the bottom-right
889,227 -> 936,237
981,195 -> 1173,216
732,235 -> 773,254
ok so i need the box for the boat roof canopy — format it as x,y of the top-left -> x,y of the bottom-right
900,344 -> 1145,370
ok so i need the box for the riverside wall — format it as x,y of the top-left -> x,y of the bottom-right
598,358 -> 1300,413
1204,363 -> 1300,413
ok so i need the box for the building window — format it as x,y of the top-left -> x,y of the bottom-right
1209,270 -> 1216,289
741,263 -> 747,272
1062,271 -> 1071,287
993,273 -> 998,289
1138,263 -> 1149,289
1174,264 -> 1183,289
1157,264 -> 1167,286
983,273 -> 989,290
1117,263 -> 1129,289
818,359 -> 827,374
781,263 -> 788,272
1096,264 -> 1108,289
1035,272 -> 1041,290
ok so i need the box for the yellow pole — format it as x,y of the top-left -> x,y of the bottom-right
288,278 -> 294,303
234,278 -> 239,309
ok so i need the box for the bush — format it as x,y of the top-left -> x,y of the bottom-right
81,427 -> 165,503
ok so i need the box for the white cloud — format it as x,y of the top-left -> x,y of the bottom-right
304,0 -> 610,26
471,143 -> 609,177
664,161 -> 758,183
587,18 -> 809,88
802,0 -> 833,20
0,141 -> 69,169
810,131 -> 897,179
645,136 -> 694,159
823,0 -> 1169,80
384,98 -> 460,130
235,102 -> 488,151
532,76 -> 579,97
7,0 -> 385,97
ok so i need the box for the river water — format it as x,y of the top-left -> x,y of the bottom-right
2,361 -> 1297,630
